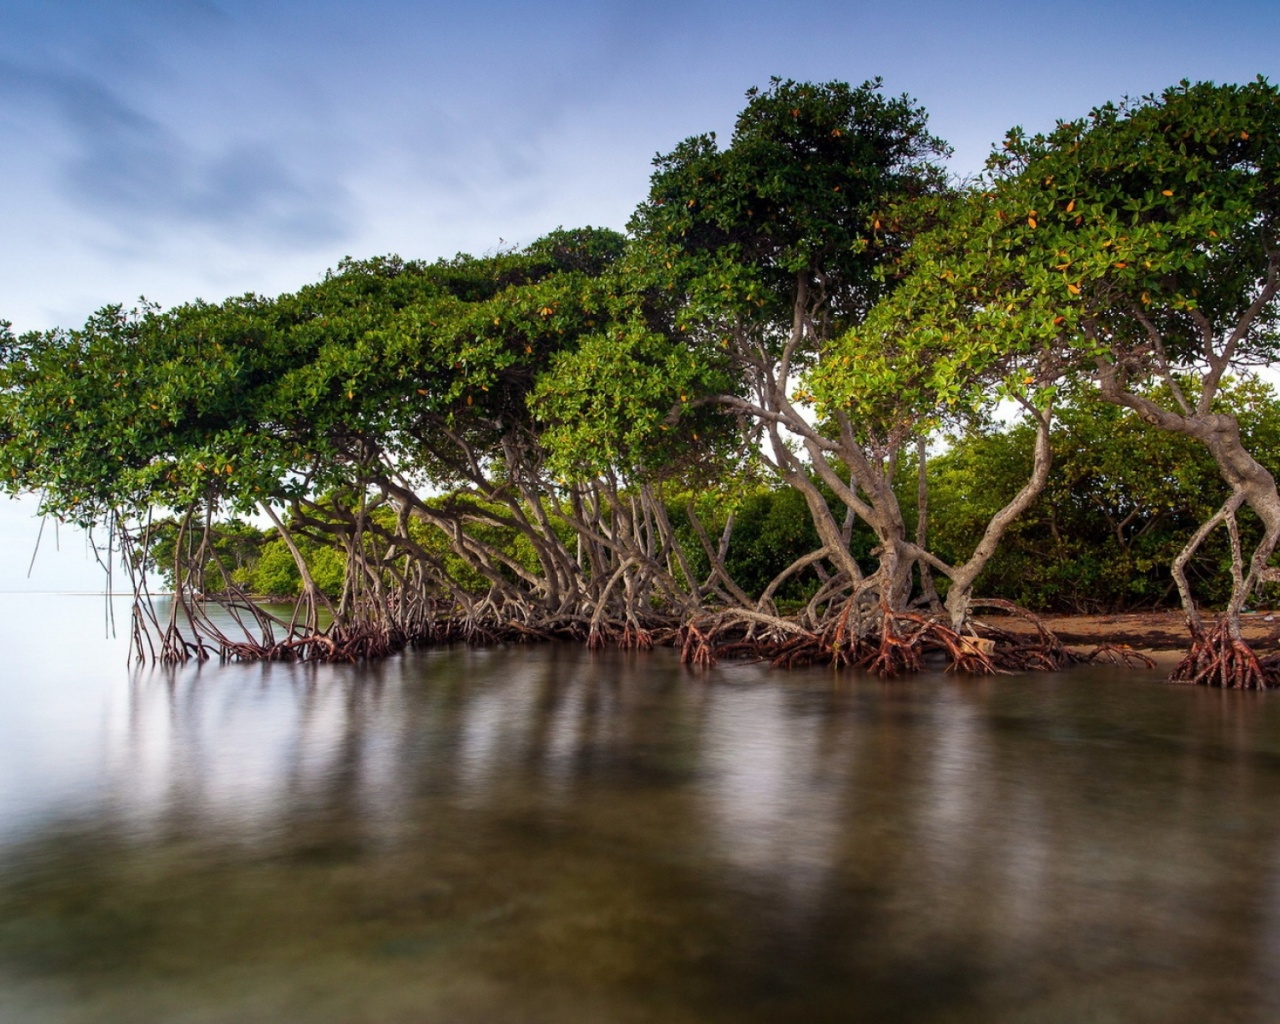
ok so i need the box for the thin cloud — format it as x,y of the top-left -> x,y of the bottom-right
0,61 -> 353,248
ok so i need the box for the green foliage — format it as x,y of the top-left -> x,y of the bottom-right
242,539 -> 305,598
534,79 -> 950,485
0,227 -> 628,523
923,378 -> 1280,612
632,77 -> 949,326
722,488 -> 823,603
835,78 -> 1280,411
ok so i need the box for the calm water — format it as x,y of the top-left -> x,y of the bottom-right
3,595 -> 1280,1023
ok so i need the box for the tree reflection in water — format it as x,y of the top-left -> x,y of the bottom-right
2,616 -> 1280,1022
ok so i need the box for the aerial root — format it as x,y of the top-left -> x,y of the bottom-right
673,604 -> 1070,677
678,621 -> 719,669
1169,620 -> 1279,689
1080,644 -> 1158,670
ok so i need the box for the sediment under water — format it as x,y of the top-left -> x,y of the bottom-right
2,594 -> 1280,1023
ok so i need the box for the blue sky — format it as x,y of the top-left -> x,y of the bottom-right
4,0 -> 1278,334
1,0 -> 1278,588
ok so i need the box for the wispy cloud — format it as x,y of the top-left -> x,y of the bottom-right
0,61 -> 353,247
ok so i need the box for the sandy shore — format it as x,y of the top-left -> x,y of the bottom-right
984,608 -> 1280,659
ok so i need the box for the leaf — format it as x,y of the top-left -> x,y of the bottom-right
1162,189 -> 1174,197
1067,283 -> 1081,295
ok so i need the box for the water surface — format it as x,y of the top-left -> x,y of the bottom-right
2,594 -> 1280,1022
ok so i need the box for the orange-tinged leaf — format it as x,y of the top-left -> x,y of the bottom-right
1027,217 -> 1037,228
1162,189 -> 1173,197
1242,131 -> 1249,139
1053,316 -> 1065,326
1066,200 -> 1075,213
1067,283 -> 1081,295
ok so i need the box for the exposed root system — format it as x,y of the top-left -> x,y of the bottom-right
1079,644 -> 1158,670
674,600 -> 1075,677
1169,620 -> 1280,689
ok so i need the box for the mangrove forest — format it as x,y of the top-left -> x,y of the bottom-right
2,76 -> 1279,687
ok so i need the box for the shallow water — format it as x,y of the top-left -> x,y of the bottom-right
3,595 -> 1280,1022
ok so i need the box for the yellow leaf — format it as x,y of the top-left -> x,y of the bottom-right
873,219 -> 881,230
1027,217 -> 1037,229
1067,283 -> 1081,295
